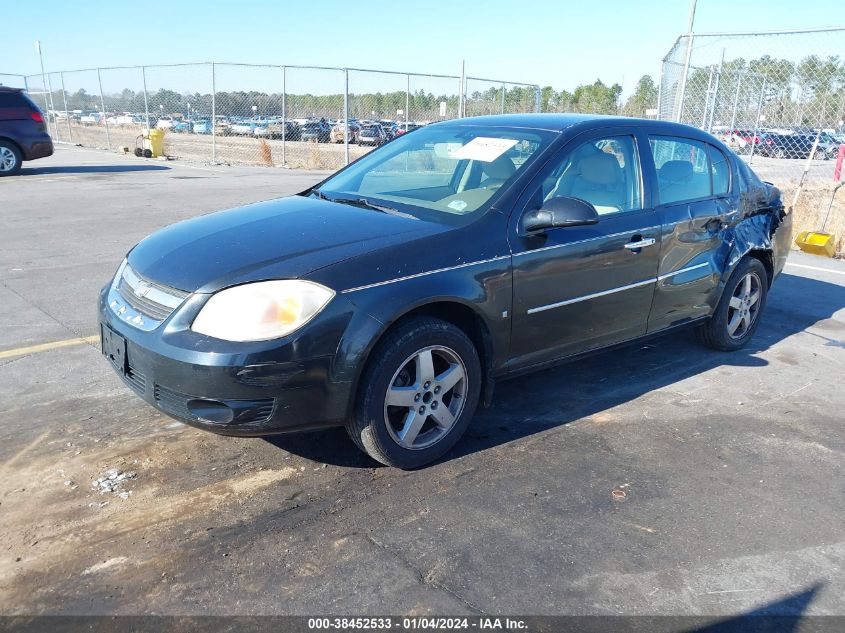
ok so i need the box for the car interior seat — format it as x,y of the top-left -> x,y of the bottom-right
479,155 -> 516,191
657,160 -> 694,203
555,152 -> 627,214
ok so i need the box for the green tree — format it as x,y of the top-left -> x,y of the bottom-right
622,75 -> 657,117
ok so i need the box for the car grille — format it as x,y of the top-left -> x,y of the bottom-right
154,384 -> 276,425
153,384 -> 193,419
117,264 -> 190,322
125,364 -> 146,396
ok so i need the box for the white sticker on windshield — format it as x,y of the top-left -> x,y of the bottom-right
448,199 -> 468,212
450,137 -> 518,162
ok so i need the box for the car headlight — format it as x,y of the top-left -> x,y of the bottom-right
191,280 -> 335,342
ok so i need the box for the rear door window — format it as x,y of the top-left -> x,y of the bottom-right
649,136 -> 711,204
707,144 -> 730,195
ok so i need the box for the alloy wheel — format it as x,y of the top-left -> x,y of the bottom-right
0,147 -> 17,172
383,345 -> 467,450
727,272 -> 762,339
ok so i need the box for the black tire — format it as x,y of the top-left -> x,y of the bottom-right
775,148 -> 786,159
346,317 -> 481,469
814,149 -> 827,161
143,149 -> 153,158
697,257 -> 768,351
134,147 -> 143,157
0,141 -> 23,177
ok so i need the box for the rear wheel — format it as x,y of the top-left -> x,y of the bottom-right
0,141 -> 22,176
346,317 -> 481,469
697,257 -> 768,351
814,148 -> 827,161
775,148 -> 786,159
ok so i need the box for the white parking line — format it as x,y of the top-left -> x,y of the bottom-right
785,262 -> 845,276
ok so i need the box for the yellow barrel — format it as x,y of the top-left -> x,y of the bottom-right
795,231 -> 836,257
147,128 -> 165,158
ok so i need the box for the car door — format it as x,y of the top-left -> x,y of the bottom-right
508,129 -> 661,370
646,135 -> 730,333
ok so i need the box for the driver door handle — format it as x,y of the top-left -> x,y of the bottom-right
623,237 -> 656,250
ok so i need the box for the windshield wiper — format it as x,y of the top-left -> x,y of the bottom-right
331,196 -> 399,214
310,188 -> 330,200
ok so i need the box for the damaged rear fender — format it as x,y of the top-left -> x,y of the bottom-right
717,187 -> 791,292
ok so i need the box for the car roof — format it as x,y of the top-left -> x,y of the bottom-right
0,86 -> 24,93
430,113 -> 717,140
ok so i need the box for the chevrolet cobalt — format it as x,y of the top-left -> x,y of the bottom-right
100,114 -> 791,468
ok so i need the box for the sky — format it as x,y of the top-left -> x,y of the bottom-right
2,0 -> 843,97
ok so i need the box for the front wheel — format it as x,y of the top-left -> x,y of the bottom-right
346,317 -> 481,469
697,257 -> 768,351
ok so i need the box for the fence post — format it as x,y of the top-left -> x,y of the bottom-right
96,68 -> 111,150
405,74 -> 410,129
656,61 -> 664,120
676,33 -> 695,122
459,60 -> 465,118
748,77 -> 766,165
60,72 -> 72,142
281,65 -> 286,167
729,71 -> 742,133
142,66 -> 150,130
701,65 -> 715,129
501,83 -> 505,114
211,62 -> 217,164
343,68 -> 349,166
45,73 -> 59,140
706,49 -> 724,132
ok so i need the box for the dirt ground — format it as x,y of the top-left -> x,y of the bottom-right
52,121 -> 374,170
783,181 -> 845,257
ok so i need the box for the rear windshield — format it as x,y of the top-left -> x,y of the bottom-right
0,91 -> 35,109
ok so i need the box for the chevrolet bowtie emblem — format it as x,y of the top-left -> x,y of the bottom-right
134,281 -> 152,298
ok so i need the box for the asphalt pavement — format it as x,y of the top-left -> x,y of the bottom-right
1,147 -> 843,620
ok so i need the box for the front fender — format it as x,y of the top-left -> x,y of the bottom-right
330,256 -> 512,410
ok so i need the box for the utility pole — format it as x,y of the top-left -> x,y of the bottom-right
687,0 -> 698,35
675,0 -> 698,122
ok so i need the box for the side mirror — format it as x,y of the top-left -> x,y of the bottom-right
522,196 -> 599,234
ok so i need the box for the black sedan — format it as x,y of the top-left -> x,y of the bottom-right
100,114 -> 791,468
757,133 -> 818,159
299,120 -> 331,143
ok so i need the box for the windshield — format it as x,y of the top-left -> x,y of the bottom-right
313,124 -> 556,222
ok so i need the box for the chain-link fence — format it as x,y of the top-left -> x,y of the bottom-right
464,77 -> 540,117
659,28 -> 845,184
0,73 -> 27,89
659,27 -> 845,255
14,62 -> 538,170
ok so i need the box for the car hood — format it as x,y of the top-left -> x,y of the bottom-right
127,196 -> 446,293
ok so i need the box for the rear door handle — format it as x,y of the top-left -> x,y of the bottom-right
623,237 -> 656,250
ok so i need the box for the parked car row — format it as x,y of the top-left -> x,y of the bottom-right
715,127 -> 845,160
215,116 -> 427,144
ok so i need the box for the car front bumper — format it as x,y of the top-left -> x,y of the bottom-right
98,283 -> 375,437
